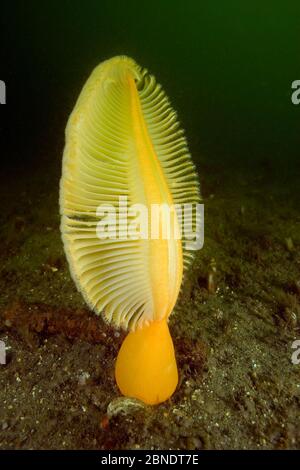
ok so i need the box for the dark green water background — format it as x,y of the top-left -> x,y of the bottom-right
1,0 -> 299,173
1,1 -> 300,451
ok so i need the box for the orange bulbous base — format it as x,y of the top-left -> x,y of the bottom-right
115,319 -> 178,405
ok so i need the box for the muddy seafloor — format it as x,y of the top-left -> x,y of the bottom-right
0,158 -> 299,450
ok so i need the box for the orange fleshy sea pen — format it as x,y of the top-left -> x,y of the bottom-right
60,56 -> 200,404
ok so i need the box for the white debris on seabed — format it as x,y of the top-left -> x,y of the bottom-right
78,371 -> 90,386
107,397 -> 145,418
